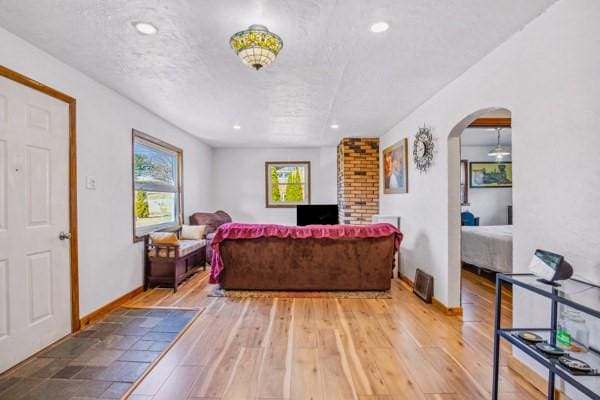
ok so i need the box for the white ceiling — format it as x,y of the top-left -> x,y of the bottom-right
462,127 -> 512,147
0,1 -> 554,147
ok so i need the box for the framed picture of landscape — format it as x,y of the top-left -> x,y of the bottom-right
383,138 -> 408,194
265,161 -> 311,207
470,161 -> 512,188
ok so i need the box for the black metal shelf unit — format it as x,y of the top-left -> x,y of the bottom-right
492,273 -> 600,400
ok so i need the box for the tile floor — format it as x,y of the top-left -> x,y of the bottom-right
0,308 -> 197,400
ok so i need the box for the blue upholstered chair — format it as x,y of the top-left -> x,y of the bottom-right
461,211 -> 480,226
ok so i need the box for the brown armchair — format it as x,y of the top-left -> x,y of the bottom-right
189,210 -> 232,263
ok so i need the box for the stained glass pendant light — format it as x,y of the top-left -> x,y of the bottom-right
230,24 -> 283,70
488,128 -> 511,161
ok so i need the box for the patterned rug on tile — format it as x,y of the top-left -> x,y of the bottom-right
0,307 -> 201,400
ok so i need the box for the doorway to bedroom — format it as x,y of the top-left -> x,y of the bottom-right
460,112 -> 513,280
447,108 -> 514,310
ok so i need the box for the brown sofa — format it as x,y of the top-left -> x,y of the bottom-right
189,210 -> 232,263
218,235 -> 395,291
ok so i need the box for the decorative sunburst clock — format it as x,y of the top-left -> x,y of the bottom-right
413,125 -> 434,173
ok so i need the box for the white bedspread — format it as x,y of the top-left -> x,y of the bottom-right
461,225 -> 513,273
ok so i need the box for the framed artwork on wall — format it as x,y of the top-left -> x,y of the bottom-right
383,138 -> 408,194
265,161 -> 311,208
470,161 -> 512,188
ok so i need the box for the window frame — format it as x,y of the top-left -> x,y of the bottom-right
265,161 -> 311,208
132,129 -> 184,242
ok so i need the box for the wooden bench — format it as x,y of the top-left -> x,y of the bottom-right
144,227 -> 206,292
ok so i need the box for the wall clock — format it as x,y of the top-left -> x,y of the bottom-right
413,125 -> 434,173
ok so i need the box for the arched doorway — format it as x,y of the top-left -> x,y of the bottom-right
447,108 -> 512,307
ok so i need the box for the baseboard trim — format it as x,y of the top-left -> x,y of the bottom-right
432,297 -> 463,316
399,273 -> 463,316
399,273 -> 414,288
79,286 -> 144,328
508,355 -> 571,400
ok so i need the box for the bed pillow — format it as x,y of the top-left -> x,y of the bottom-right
181,224 -> 207,240
149,232 -> 179,245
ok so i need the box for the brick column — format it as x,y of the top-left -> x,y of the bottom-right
337,138 -> 380,225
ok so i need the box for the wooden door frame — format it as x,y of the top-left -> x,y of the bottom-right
468,117 -> 511,128
0,65 -> 80,332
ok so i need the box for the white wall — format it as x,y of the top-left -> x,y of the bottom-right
212,147 -> 337,225
0,27 -> 213,317
460,146 -> 512,225
379,1 -> 599,395
380,0 -> 600,303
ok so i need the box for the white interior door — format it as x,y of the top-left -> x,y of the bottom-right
0,75 -> 71,373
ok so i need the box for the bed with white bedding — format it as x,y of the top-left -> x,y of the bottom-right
461,225 -> 513,273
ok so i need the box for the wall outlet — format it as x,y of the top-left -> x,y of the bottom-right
85,176 -> 96,190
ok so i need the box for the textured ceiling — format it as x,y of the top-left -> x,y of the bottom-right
0,0 -> 554,147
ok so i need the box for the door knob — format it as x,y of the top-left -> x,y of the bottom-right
59,232 -> 71,240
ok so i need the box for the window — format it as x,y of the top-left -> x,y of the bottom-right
265,161 -> 311,208
132,130 -> 183,240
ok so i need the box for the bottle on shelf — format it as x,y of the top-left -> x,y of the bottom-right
556,306 -> 572,349
565,309 -> 589,353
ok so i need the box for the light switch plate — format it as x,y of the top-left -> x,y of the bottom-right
85,176 -> 96,190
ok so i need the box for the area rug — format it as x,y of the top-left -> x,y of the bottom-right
0,307 -> 201,400
209,286 -> 392,299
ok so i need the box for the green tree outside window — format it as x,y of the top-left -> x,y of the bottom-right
286,168 -> 304,201
135,191 -> 150,218
271,167 -> 281,202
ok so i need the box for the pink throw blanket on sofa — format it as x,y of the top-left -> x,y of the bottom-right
209,222 -> 403,284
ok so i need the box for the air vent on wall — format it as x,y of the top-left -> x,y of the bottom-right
413,269 -> 433,303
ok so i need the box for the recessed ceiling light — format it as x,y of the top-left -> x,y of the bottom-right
233,124 -> 241,130
370,21 -> 389,33
133,22 -> 158,35
330,123 -> 339,129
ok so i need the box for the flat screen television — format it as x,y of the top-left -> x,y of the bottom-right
297,204 -> 339,226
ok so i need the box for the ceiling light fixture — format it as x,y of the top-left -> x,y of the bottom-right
488,128 -> 511,161
233,124 -> 241,130
370,21 -> 389,33
230,24 -> 283,70
133,21 -> 158,35
330,123 -> 339,129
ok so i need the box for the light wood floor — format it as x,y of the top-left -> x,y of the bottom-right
124,270 -> 544,400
